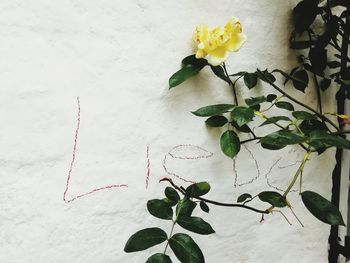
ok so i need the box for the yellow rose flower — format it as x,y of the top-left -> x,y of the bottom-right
193,17 -> 247,66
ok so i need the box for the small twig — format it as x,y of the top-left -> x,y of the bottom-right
159,178 -> 269,214
241,137 -> 261,144
289,206 -> 305,227
272,210 -> 292,226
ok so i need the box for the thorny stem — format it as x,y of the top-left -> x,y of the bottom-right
256,69 -> 340,131
272,210 -> 292,225
283,150 -> 311,198
160,178 -> 269,214
223,63 -> 239,105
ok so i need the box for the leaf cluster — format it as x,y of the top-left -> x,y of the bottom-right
124,183 -> 214,262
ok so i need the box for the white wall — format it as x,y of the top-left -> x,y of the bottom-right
0,1 -> 343,262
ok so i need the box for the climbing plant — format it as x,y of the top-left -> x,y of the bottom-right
124,1 -> 350,262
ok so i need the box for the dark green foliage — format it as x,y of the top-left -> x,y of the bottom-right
146,254 -> 172,263
244,72 -> 258,89
220,130 -> 241,158
301,191 -> 345,226
199,201 -> 209,213
275,101 -> 295,111
256,69 -> 276,83
186,182 -> 211,198
177,216 -> 215,235
266,94 -> 277,102
169,233 -> 205,263
292,70 -> 309,92
165,187 -> 180,203
124,228 -> 168,252
292,111 -> 316,120
258,191 -> 287,208
231,106 -> 255,127
192,104 -> 235,117
176,199 -> 197,217
299,119 -> 327,135
309,130 -> 350,149
205,116 -> 228,127
147,199 -> 173,220
260,116 -> 291,126
320,78 -> 331,91
237,193 -> 252,203
293,0 -> 319,34
169,55 -> 208,88
245,96 -> 266,107
309,47 -> 328,74
260,130 -> 306,149
211,65 -> 230,83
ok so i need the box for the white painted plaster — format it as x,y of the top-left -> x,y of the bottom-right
0,1 -> 343,262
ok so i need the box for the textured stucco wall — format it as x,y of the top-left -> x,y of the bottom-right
0,1 -> 342,262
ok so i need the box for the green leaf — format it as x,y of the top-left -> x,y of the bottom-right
146,253 -> 172,263
275,101 -> 295,111
186,182 -> 210,198
309,130 -> 350,150
147,199 -> 173,220
182,55 -> 208,68
220,130 -> 241,158
124,228 -> 167,253
293,0 -> 318,33
169,233 -> 205,263
260,143 -> 285,151
176,198 -> 197,217
301,191 -> 345,226
273,68 -> 307,87
299,119 -> 327,135
163,197 -> 177,207
245,96 -> 266,107
260,116 -> 292,126
256,69 -> 276,83
231,106 -> 255,127
199,201 -> 209,213
309,47 -> 327,74
278,67 -> 299,85
260,130 -> 306,149
231,121 -> 252,133
266,94 -> 277,102
292,111 -> 316,120
258,191 -> 287,208
244,73 -> 258,89
292,70 -> 309,93
177,216 -> 215,235
210,65 -> 230,82
165,187 -> 180,203
309,140 -> 327,155
320,78 -> 331,91
230,71 -> 247,77
327,61 -> 341,68
169,65 -> 202,89
192,104 -> 235,117
205,116 -> 228,127
237,193 -> 252,203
